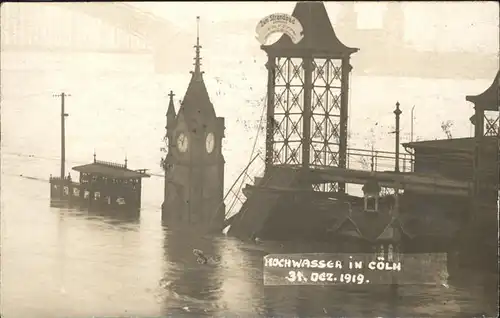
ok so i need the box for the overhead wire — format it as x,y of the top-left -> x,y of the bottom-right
1,151 -> 166,179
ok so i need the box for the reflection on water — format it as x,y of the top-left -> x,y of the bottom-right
159,231 -> 225,315
1,171 -> 498,317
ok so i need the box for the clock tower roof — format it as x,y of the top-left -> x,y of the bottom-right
166,90 -> 176,118
178,16 -> 216,128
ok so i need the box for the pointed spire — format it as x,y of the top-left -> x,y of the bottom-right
178,16 -> 216,125
93,149 -> 96,163
124,155 -> 128,169
166,90 -> 176,131
190,16 -> 204,80
167,90 -> 176,118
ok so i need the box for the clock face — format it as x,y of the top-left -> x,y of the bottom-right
177,132 -> 189,153
206,132 -> 215,154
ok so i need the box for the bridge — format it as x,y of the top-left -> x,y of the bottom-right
1,2 -> 497,79
0,2 -> 193,72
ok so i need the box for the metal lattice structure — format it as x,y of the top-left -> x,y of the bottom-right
262,2 -> 358,194
483,110 -> 499,137
272,57 -> 305,166
268,56 -> 350,193
310,59 -> 343,167
0,2 -> 169,53
466,70 -> 499,198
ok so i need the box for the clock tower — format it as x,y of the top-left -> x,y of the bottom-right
162,17 -> 226,230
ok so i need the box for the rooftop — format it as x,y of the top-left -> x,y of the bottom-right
402,136 -> 498,152
330,206 -> 460,241
465,70 -> 499,111
72,159 -> 150,179
177,16 -> 216,129
261,1 -> 358,57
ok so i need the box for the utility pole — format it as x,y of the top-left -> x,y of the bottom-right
410,105 -> 415,142
394,102 -> 402,173
410,105 -> 415,172
53,92 -> 70,180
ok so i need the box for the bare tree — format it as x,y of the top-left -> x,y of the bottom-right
159,135 -> 168,170
358,127 -> 377,171
440,120 -> 454,139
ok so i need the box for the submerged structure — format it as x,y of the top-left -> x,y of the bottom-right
50,154 -> 150,211
224,1 -> 499,266
404,71 -> 499,270
49,93 -> 150,212
161,17 -> 226,230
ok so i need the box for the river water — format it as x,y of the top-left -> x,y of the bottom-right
1,50 -> 498,317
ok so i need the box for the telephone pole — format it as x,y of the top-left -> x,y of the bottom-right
53,92 -> 70,180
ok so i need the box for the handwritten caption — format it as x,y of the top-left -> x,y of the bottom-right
263,253 -> 448,286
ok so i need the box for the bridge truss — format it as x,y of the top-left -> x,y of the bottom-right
0,2 -> 157,54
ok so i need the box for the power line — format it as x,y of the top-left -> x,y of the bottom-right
2,151 -> 166,179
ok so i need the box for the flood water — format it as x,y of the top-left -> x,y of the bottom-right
1,45 -> 498,318
1,165 -> 499,317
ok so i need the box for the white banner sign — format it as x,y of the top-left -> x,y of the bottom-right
255,13 -> 304,45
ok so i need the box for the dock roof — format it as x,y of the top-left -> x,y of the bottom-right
329,205 -> 460,242
72,160 -> 150,179
402,136 -> 497,152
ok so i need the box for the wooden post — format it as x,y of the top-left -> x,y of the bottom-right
137,178 -> 142,208
391,183 -> 401,294
473,107 -> 485,199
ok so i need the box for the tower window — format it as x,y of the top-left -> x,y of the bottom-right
364,195 -> 379,212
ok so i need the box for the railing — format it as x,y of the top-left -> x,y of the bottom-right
347,147 -> 414,173
221,147 -> 415,220
49,176 -> 70,182
223,153 -> 267,220
95,160 -> 126,169
49,175 -> 79,185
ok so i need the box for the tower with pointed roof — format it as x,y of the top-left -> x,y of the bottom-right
162,17 -> 226,229
383,2 -> 405,45
261,1 -> 358,193
466,70 -> 499,199
337,2 -> 357,32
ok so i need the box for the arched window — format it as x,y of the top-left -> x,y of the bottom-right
388,244 -> 393,261
362,180 -> 380,212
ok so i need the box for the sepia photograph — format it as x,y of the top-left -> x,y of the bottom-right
0,1 -> 499,317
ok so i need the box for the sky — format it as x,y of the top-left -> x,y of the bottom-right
131,1 -> 499,53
